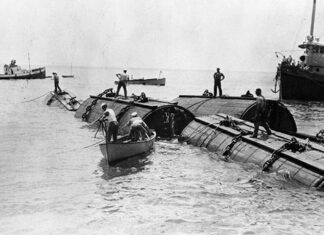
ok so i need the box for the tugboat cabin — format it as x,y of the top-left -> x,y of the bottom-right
298,36 -> 324,75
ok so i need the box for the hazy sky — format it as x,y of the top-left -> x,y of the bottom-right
1,0 -> 323,71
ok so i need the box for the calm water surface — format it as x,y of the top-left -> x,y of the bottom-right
0,66 -> 323,234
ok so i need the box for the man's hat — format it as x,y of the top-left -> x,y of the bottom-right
52,72 -> 57,75
101,103 -> 107,108
131,112 -> 138,117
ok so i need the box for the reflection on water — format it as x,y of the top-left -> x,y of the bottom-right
100,151 -> 153,180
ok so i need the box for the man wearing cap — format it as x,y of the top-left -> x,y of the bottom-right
102,108 -> 119,142
251,88 -> 272,138
213,68 -> 225,97
126,112 -> 150,141
53,72 -> 62,94
115,70 -> 129,98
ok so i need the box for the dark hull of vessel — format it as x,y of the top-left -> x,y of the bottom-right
0,67 -> 46,80
280,65 -> 324,101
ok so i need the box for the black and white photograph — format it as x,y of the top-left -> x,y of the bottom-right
0,0 -> 323,234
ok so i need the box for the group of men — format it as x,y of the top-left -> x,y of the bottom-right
212,67 -> 271,138
96,103 -> 150,142
53,67 -> 271,140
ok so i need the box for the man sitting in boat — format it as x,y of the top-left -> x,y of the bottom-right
126,112 -> 150,141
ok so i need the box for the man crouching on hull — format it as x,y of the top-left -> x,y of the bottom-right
251,88 -> 272,138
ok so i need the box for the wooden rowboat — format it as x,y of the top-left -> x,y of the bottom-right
99,131 -> 156,163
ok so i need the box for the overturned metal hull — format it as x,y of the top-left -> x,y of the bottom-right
173,95 -> 297,133
45,91 -> 80,111
181,114 -> 324,189
75,94 -> 194,138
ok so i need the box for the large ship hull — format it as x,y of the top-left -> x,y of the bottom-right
280,65 -> 324,101
0,67 -> 46,80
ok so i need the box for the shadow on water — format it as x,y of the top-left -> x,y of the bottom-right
99,150 -> 153,181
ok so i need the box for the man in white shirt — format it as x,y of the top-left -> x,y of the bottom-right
103,108 -> 119,142
127,112 -> 150,141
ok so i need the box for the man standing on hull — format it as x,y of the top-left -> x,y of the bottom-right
53,72 -> 62,94
251,88 -> 272,138
213,68 -> 225,97
115,70 -> 129,99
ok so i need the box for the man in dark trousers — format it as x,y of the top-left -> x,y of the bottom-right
115,70 -> 129,98
251,88 -> 272,138
53,72 -> 62,93
213,68 -> 225,97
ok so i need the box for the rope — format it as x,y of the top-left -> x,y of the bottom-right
55,139 -> 105,155
22,92 -> 50,103
186,97 -> 214,111
222,131 -> 251,160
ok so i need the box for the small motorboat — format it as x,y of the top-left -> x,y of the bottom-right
62,75 -> 74,78
114,77 -> 166,86
99,131 -> 156,163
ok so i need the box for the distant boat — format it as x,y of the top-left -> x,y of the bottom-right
114,77 -> 166,86
62,64 -> 74,78
0,59 -> 46,80
99,131 -> 156,163
274,0 -> 324,101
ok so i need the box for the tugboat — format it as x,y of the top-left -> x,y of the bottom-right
0,59 -> 46,80
274,0 -> 324,101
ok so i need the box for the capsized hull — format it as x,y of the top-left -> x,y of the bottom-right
45,90 -> 80,111
0,67 -> 46,80
181,114 -> 324,189
99,131 -> 156,163
280,65 -> 324,101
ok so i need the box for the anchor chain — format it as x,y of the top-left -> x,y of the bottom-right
222,133 -> 243,159
81,88 -> 113,121
263,137 -> 306,172
220,116 -> 252,160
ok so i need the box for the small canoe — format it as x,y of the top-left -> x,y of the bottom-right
99,131 -> 156,163
114,77 -> 166,86
62,75 -> 74,78
45,90 -> 80,111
